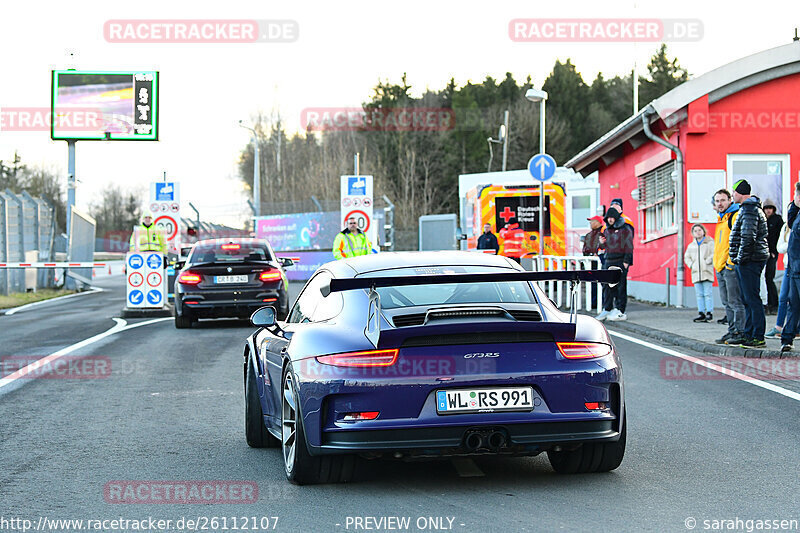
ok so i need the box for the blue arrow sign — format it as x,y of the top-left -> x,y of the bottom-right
128,290 -> 144,305
147,253 -> 162,269
528,153 -> 556,182
128,254 -> 143,269
146,290 -> 163,306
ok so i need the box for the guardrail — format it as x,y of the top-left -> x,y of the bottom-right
525,255 -> 603,313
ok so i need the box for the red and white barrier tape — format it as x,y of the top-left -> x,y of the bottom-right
0,262 -> 107,268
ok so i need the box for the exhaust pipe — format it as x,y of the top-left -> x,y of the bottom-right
464,432 -> 483,451
487,431 -> 506,451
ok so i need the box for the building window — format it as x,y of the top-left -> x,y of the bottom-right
571,194 -> 592,229
637,161 -> 676,241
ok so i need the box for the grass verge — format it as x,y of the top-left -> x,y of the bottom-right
0,289 -> 78,310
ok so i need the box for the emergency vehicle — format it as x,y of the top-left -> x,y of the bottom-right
465,183 -> 567,257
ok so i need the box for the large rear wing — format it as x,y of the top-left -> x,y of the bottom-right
322,269 -> 621,296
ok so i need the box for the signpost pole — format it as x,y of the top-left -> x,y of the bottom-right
66,140 -> 76,240
538,100 -> 546,256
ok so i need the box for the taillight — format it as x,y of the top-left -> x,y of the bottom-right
556,342 -> 613,360
221,243 -> 240,250
316,349 -> 399,367
178,271 -> 202,284
259,270 -> 282,282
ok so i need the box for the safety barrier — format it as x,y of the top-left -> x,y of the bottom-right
525,255 -> 603,313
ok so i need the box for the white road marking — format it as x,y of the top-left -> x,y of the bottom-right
609,330 -> 800,403
4,287 -> 105,315
0,316 -> 172,390
451,458 -> 485,477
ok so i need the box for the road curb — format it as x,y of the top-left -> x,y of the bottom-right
604,319 -> 798,359
119,304 -> 174,319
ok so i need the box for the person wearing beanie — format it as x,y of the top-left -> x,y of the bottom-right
762,200 -> 783,313
608,198 -> 635,235
727,179 -> 770,347
596,207 -> 633,322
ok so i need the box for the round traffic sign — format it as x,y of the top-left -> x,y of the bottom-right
528,153 -> 557,182
343,210 -> 370,232
153,215 -> 178,241
147,271 -> 163,287
146,290 -> 163,306
128,289 -> 144,306
128,272 -> 144,287
128,254 -> 144,269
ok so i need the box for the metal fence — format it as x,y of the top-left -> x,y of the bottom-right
524,255 -> 603,313
0,189 -> 57,295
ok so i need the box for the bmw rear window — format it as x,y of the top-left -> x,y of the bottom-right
189,242 -> 273,263
360,266 -> 536,310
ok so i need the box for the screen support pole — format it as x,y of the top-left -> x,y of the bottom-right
66,140 -> 77,240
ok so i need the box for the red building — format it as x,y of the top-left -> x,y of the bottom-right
566,41 -> 800,306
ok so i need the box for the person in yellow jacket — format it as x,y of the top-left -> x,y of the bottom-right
712,189 -> 744,343
333,217 -> 373,260
129,213 -> 167,254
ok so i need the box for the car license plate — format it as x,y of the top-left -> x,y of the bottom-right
436,387 -> 534,414
214,275 -> 248,284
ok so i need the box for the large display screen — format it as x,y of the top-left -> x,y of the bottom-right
51,70 -> 159,140
255,211 -> 340,251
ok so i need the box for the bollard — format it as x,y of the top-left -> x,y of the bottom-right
666,267 -> 671,307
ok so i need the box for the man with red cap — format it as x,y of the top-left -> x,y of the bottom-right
583,216 -> 605,259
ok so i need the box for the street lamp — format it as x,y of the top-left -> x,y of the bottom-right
238,120 -> 260,218
525,88 -> 548,256
486,110 -> 510,172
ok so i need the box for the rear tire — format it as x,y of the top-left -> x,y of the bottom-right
282,364 -> 357,484
245,354 -> 279,448
174,312 -> 193,329
548,408 -> 626,474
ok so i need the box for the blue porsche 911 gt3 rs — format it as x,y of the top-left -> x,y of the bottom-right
243,252 -> 625,484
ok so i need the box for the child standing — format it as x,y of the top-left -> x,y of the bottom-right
684,224 -> 716,322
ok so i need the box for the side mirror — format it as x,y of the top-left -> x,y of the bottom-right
174,261 -> 185,270
250,306 -> 277,327
278,257 -> 295,268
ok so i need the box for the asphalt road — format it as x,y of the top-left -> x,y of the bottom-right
1,274 -> 800,533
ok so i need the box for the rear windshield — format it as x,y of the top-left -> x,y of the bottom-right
189,242 -> 273,263
359,266 -> 537,310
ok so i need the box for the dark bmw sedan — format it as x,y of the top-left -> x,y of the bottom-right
173,238 -> 293,328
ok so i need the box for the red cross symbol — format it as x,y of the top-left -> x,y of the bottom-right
499,206 -> 516,223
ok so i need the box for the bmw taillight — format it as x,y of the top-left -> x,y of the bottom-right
316,349 -> 399,367
556,342 -> 613,360
259,270 -> 282,282
178,271 -> 202,284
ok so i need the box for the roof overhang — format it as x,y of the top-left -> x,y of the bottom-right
566,41 -> 800,176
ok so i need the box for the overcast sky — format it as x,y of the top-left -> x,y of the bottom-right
1,0 -> 796,226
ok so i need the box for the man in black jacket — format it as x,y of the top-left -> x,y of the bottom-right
763,201 -> 783,313
477,223 -> 499,254
596,207 -> 633,322
728,179 -> 770,347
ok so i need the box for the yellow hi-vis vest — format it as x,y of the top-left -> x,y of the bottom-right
333,231 -> 372,260
129,224 -> 167,253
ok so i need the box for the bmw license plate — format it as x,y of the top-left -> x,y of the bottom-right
436,387 -> 534,414
214,275 -> 248,284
